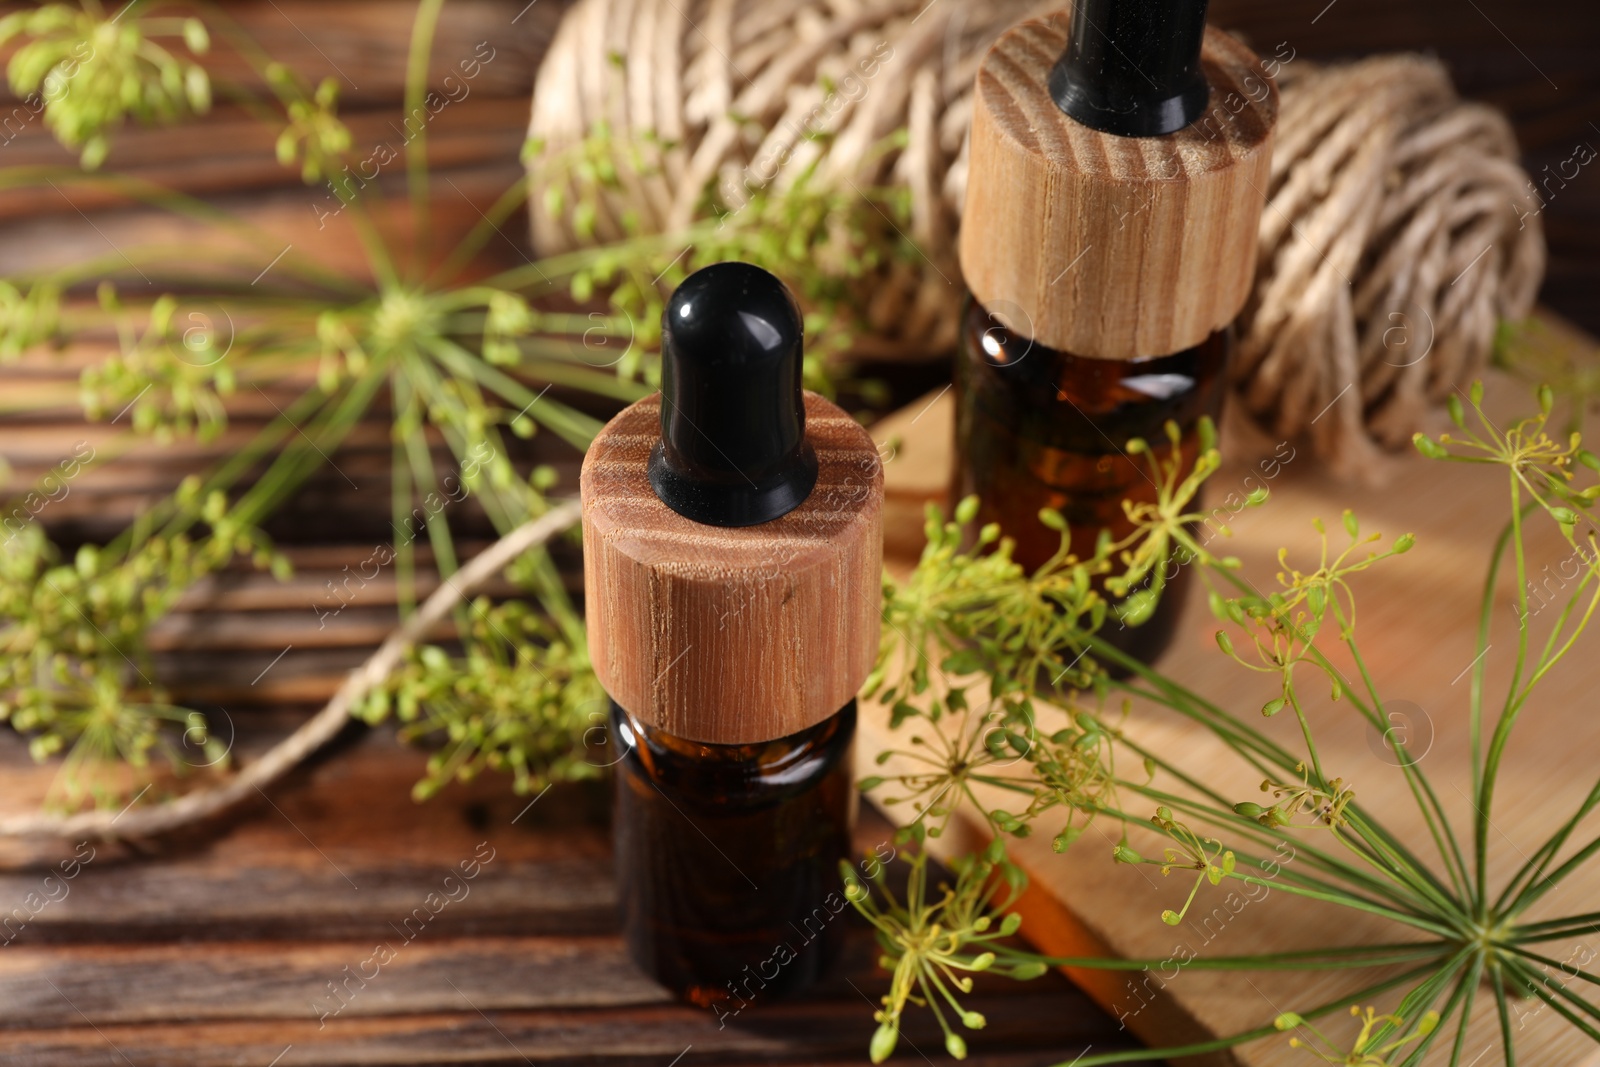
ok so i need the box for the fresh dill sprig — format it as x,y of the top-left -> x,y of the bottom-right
852,383 -> 1600,1066
0,0 -> 922,807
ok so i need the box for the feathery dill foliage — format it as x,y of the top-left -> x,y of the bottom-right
0,0 -> 914,805
850,384 -> 1600,1065
0,0 -> 212,169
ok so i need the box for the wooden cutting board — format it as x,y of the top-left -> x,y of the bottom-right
858,313 -> 1600,1067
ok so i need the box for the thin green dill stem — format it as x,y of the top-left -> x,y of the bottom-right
1333,810 -> 1467,926
922,961 -> 969,1021
872,857 -> 909,916
118,384 -> 320,553
1238,616 -> 1465,913
1219,840 -> 1433,921
1492,967 -> 1518,1067
1494,830 -> 1565,915
427,337 -> 604,450
1515,574 -> 1600,703
1045,962 -> 1441,1067
1282,684 -> 1326,784
1474,510 -> 1533,808
1387,761 -> 1472,916
231,366 -> 385,528
480,229 -> 697,293
1398,952 -> 1483,1067
1105,688 -> 1294,793
195,0 -> 390,291
1092,639 -> 1300,771
965,773 -> 1050,796
1477,575 -> 1600,760
391,373 -> 418,616
1512,909 -> 1600,935
915,967 -> 953,1042
1496,779 -> 1600,914
1084,799 -> 1451,930
992,944 -> 1453,971
402,0 -> 446,280
399,387 -> 459,577
122,374 -> 351,557
1441,953 -> 1485,1067
427,176 -> 533,289
1341,619 -> 1474,908
1504,958 -> 1600,1041
1203,563 -> 1446,838
334,194 -> 401,293
514,312 -> 635,334
508,355 -> 650,403
845,896 -> 902,942
1480,471 -> 1532,908
399,348 -> 523,535
518,529 -> 585,647
1501,944 -> 1600,987
1530,560 -> 1597,674
398,389 -> 471,637
1108,776 -> 1435,914
1358,945 -> 1472,1053
1510,928 -> 1600,946
1104,735 -> 1237,811
419,697 -> 484,782
911,842 -> 927,920
1506,831 -> 1600,919
1224,874 -> 1463,940
1510,910 -> 1600,940
197,1 -> 300,94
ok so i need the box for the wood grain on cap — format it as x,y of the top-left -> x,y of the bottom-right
581,392 -> 883,745
960,16 -> 1278,360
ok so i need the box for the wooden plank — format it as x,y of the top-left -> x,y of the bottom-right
0,159 -> 527,283
0,720 -> 1153,1066
0,726 -> 617,930
861,323 -> 1600,1065
0,937 -> 665,1025
0,96 -> 534,219
0,0 -> 565,107
0,996 -> 1145,1067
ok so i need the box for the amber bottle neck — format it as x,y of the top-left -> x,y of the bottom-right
611,699 -> 856,801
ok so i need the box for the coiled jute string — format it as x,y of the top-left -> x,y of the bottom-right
528,0 -> 1545,477
1241,55 -> 1544,478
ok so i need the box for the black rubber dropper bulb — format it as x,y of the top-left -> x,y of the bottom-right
1048,0 -> 1211,137
649,262 -> 818,528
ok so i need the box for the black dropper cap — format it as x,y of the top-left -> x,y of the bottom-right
1048,0 -> 1211,137
649,262 -> 818,528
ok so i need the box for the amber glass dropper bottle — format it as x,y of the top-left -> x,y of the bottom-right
580,262 -> 883,1012
956,0 -> 1278,664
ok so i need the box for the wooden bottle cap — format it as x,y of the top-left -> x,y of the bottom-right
959,15 -> 1278,360
581,392 -> 883,746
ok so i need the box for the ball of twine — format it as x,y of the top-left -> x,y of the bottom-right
527,2 -> 1545,475
1238,54 -> 1544,478
527,0 -> 1059,359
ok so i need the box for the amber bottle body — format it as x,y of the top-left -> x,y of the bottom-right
954,297 -> 1230,664
610,699 -> 857,1009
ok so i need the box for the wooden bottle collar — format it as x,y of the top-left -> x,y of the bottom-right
959,14 -> 1279,360
581,392 -> 883,746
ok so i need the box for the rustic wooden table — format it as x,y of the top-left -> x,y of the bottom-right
0,723 -> 1155,1066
